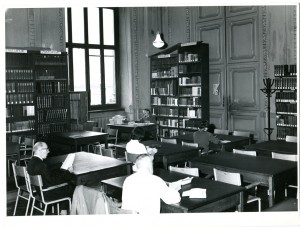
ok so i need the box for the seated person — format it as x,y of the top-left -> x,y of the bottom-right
27,142 -> 75,214
193,121 -> 220,154
121,154 -> 181,214
126,126 -> 157,156
139,108 -> 156,123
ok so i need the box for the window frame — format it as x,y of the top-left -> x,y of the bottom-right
66,7 -> 120,111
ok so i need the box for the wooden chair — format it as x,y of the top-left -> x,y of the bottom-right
26,173 -> 72,215
168,165 -> 199,177
233,130 -> 250,137
213,168 -> 261,212
214,129 -> 229,135
107,128 -> 119,147
88,127 -> 104,153
286,135 -> 297,143
233,149 -> 257,156
7,143 -> 21,177
100,148 -> 115,158
11,135 -> 21,144
12,162 -> 31,216
19,137 -> 35,163
160,138 -> 177,144
272,152 -> 298,197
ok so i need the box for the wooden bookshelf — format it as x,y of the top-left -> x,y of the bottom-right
150,42 -> 209,138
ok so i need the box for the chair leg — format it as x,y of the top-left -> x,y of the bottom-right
258,199 -> 261,212
30,198 -> 35,215
57,203 -> 60,215
13,190 -> 20,216
25,197 -> 30,216
43,204 -> 48,215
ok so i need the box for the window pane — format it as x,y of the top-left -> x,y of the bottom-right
89,49 -> 101,105
71,8 -> 84,43
103,9 -> 114,45
88,8 -> 100,44
104,49 -> 116,104
73,48 -> 86,91
65,8 -> 68,42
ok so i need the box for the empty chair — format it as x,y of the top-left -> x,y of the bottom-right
12,162 -> 31,216
88,127 -> 104,153
19,137 -> 35,163
160,138 -> 177,144
11,135 -> 21,144
233,149 -> 257,156
92,126 -> 103,132
214,129 -> 229,135
272,152 -> 298,197
107,128 -> 119,147
213,168 -> 261,212
182,141 -> 198,148
233,130 -> 250,137
100,148 -> 115,158
286,135 -> 297,143
169,165 -> 199,177
26,173 -> 72,215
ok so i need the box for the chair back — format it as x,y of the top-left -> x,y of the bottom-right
12,135 -> 21,144
272,152 -> 298,162
286,136 -> 297,143
12,162 -> 29,191
233,149 -> 256,156
169,166 -> 199,177
92,126 -> 103,132
125,152 -> 141,163
214,129 -> 229,135
107,128 -> 118,136
101,148 -> 115,158
182,141 -> 198,148
233,130 -> 250,137
160,138 -> 177,144
213,168 -> 241,186
23,137 -> 35,147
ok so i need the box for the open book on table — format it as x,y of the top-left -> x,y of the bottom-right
61,153 -> 76,170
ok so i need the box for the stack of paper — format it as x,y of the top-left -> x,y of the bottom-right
61,153 -> 75,170
182,188 -> 207,198
167,177 -> 194,191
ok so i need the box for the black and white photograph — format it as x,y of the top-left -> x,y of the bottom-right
1,1 -> 299,227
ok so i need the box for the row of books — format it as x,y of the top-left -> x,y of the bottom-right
6,93 -> 34,105
276,115 -> 297,127
36,109 -> 68,123
6,69 -> 34,80
152,97 -> 178,106
277,127 -> 297,141
274,64 -> 297,77
275,92 -> 297,103
159,119 -> 178,128
34,54 -> 67,66
178,53 -> 199,63
178,64 -> 200,74
275,103 -> 297,115
6,120 -> 35,133
151,80 -> 177,96
36,95 -> 68,109
179,76 -> 201,85
6,82 -> 34,93
274,78 -> 297,90
180,87 -> 201,96
159,129 -> 179,138
37,122 -> 68,136
152,55 -> 177,66
36,81 -> 68,93
152,66 -> 178,78
179,108 -> 202,118
179,97 -> 201,106
157,107 -> 179,116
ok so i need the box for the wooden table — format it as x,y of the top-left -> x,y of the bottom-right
174,134 -> 250,152
101,168 -> 244,213
49,131 -> 108,155
46,151 -> 131,186
107,123 -> 156,134
190,152 -> 297,207
245,140 -> 297,157
141,140 -> 199,169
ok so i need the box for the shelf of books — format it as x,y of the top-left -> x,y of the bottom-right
150,41 -> 209,138
274,64 -> 297,140
6,49 -> 70,141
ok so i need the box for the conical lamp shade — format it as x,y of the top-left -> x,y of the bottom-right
153,32 -> 165,49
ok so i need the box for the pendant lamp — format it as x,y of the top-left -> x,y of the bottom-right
153,31 -> 165,49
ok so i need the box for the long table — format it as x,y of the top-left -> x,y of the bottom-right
141,140 -> 199,169
49,131 -> 108,155
174,134 -> 250,152
101,168 -> 245,213
245,140 -> 297,157
190,152 -> 297,207
46,152 -> 131,186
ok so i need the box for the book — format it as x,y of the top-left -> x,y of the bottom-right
182,188 -> 207,198
61,153 -> 76,170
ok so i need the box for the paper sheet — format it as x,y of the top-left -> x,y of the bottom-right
220,140 -> 231,144
61,153 -> 75,170
182,188 -> 207,198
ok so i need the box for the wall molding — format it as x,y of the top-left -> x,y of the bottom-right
58,8 -> 64,51
185,7 -> 191,42
28,9 -> 35,47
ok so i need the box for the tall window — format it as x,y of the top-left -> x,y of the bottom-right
66,8 -> 119,110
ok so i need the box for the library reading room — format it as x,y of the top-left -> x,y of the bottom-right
3,4 -> 299,227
